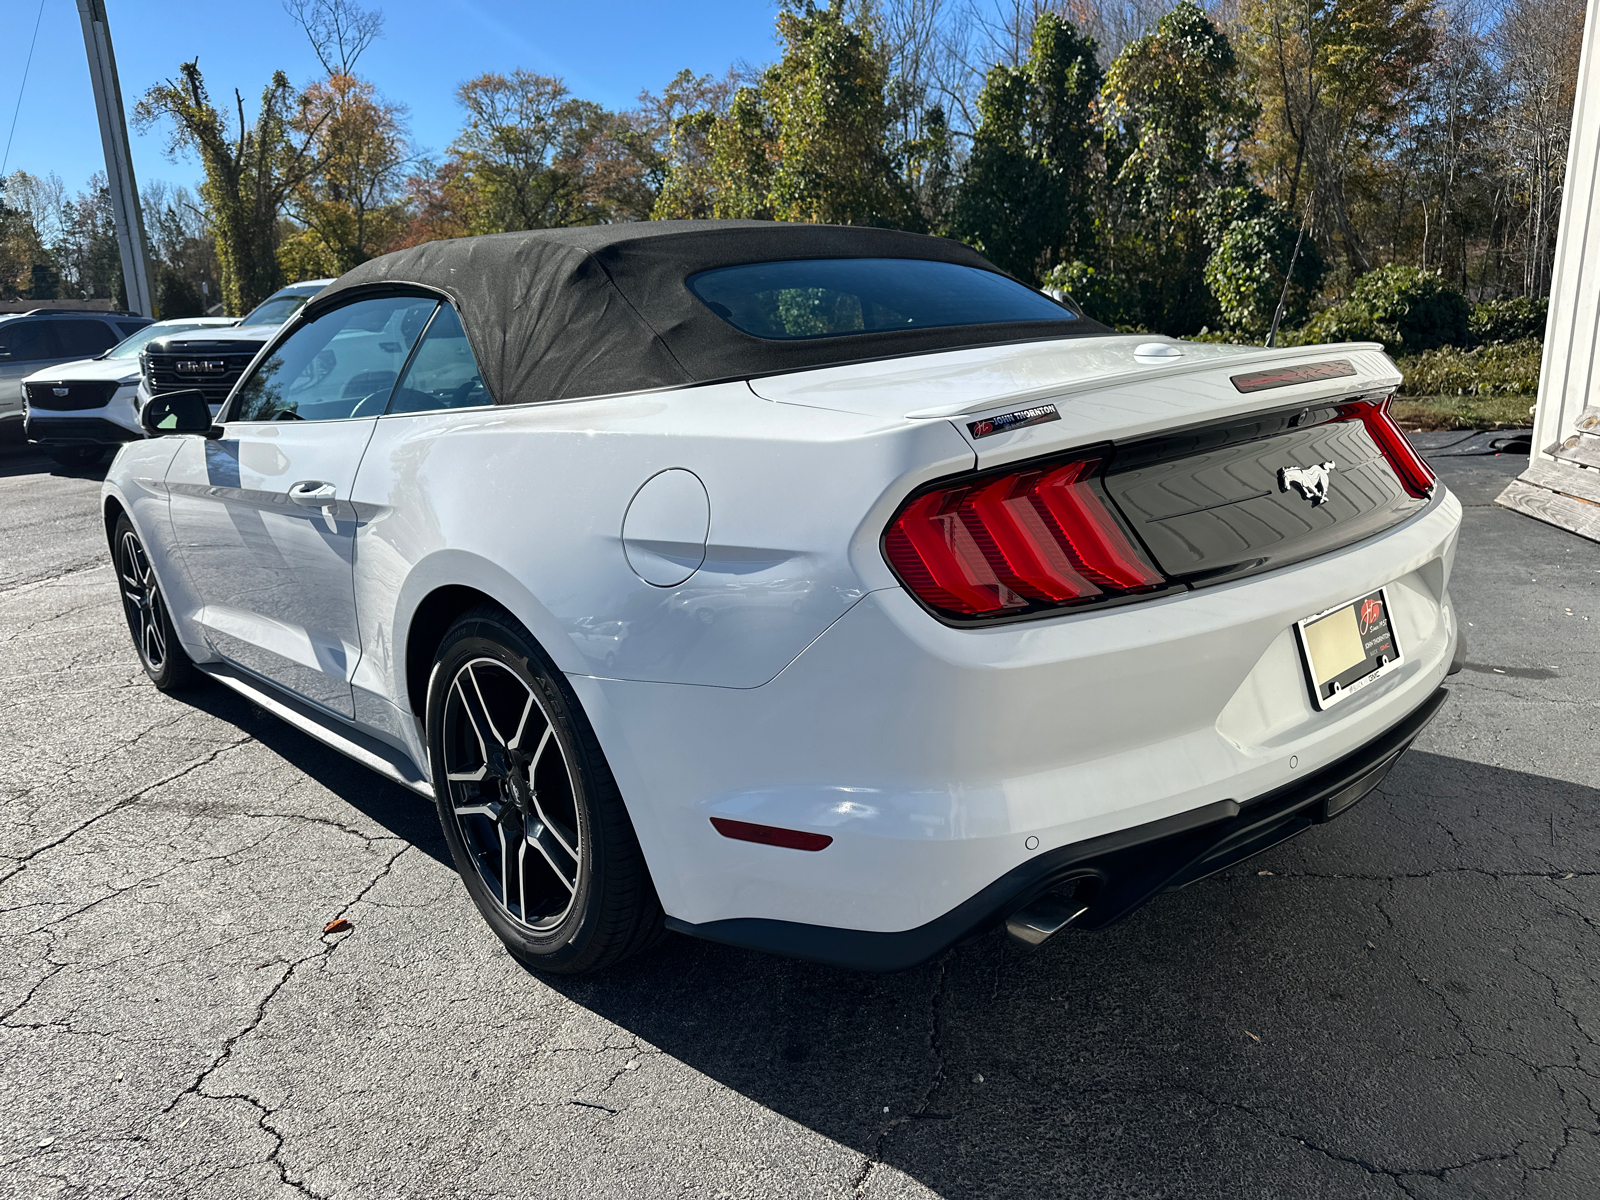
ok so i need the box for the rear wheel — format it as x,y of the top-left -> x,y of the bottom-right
48,445 -> 105,468
113,514 -> 195,691
427,605 -> 662,974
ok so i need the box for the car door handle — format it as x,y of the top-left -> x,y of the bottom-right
287,480 -> 338,509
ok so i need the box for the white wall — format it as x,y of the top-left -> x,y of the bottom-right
1532,0 -> 1600,457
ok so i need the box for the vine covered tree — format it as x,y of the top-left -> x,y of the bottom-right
950,13 -> 1103,283
1101,0 -> 1255,330
655,2 -> 916,228
134,62 -> 322,313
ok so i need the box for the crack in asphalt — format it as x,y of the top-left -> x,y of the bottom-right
1186,1086 -> 1521,1194
96,841 -> 420,1193
0,734 -> 255,887
202,1090 -> 334,1199
0,562 -> 110,600
852,952 -> 952,1197
162,842 -> 414,1116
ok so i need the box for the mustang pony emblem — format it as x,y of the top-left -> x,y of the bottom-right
1279,461 -> 1336,506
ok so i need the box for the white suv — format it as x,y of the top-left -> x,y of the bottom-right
22,317 -> 237,467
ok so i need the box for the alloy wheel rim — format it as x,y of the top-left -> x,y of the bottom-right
442,657 -> 582,931
117,531 -> 168,670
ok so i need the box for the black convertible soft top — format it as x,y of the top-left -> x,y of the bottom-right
309,220 -> 1110,406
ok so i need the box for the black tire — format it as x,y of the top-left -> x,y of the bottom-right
48,445 -> 105,469
426,604 -> 663,974
112,514 -> 196,691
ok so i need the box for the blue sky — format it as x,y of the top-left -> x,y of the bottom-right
1,0 -> 784,196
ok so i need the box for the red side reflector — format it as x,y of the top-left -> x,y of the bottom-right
1343,397 -> 1436,498
710,817 -> 833,852
884,453 -> 1164,619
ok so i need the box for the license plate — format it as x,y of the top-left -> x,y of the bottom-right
1295,588 -> 1402,710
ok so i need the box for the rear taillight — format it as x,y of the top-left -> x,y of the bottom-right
884,454 -> 1165,619
1343,396 -> 1436,498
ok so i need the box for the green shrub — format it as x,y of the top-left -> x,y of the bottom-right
1395,337 -> 1543,397
1300,298 -> 1397,348
1469,296 -> 1547,344
1200,186 -> 1324,336
1301,264 -> 1469,354
1042,260 -> 1140,330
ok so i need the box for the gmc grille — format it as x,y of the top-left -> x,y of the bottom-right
142,344 -> 264,408
24,380 -> 122,411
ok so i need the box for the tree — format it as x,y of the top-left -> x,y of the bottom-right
1201,184 -> 1324,333
134,62 -> 323,313
655,3 -> 916,228
143,180 -> 219,310
1101,0 -> 1254,330
0,172 -> 58,300
1236,0 -> 1435,277
765,2 -> 917,226
283,0 -> 383,76
55,177 -> 125,305
1491,0 -> 1583,297
283,72 -> 408,275
441,71 -> 612,232
879,0 -> 961,229
950,12 -> 1103,282
655,85 -> 778,220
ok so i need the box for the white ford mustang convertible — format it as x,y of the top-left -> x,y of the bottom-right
104,222 -> 1462,973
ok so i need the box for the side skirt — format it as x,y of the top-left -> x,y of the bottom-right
198,661 -> 433,798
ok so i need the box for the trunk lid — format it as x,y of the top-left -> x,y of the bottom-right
758,335 -> 1427,614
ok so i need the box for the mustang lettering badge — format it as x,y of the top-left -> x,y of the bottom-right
1279,461 -> 1336,506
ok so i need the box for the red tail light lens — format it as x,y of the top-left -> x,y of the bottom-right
1343,396 -> 1436,498
884,454 -> 1165,619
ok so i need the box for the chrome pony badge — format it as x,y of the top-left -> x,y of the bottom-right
1279,461 -> 1336,506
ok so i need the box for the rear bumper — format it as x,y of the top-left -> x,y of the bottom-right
668,685 -> 1449,970
575,487 -> 1462,941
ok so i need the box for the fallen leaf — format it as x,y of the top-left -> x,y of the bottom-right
1366,940 -> 1376,949
323,918 -> 354,935
1245,1031 -> 1260,1042
1258,870 -> 1274,876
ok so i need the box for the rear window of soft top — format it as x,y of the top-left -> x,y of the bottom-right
686,257 -> 1075,341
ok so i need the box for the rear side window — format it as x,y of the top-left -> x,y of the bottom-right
0,321 -> 51,362
686,258 -> 1075,340
386,304 -> 488,413
51,320 -> 120,356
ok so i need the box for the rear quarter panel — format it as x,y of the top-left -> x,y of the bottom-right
346,380 -> 975,721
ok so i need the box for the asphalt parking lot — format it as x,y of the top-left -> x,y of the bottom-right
1,432 -> 1596,1200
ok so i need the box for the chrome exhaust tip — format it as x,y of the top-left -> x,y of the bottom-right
1004,883 -> 1094,947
